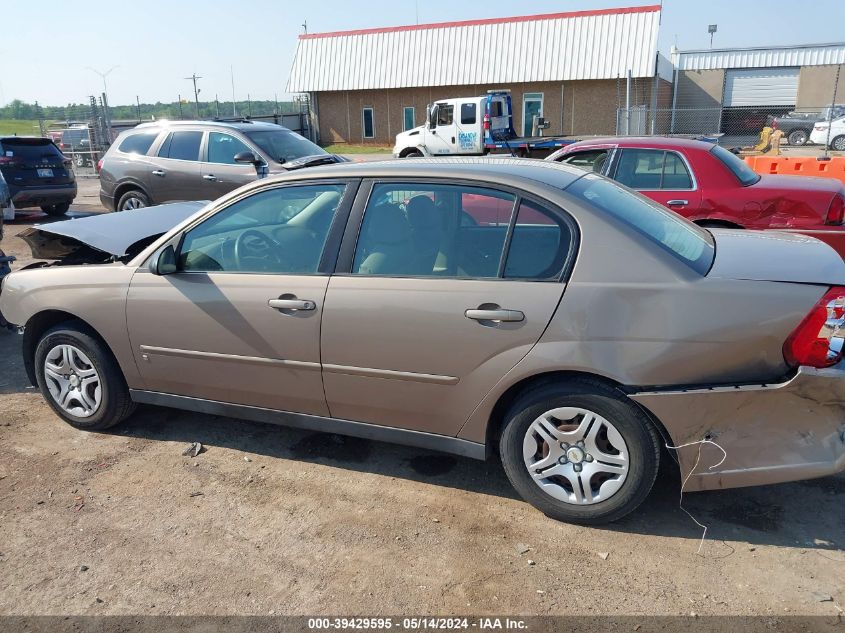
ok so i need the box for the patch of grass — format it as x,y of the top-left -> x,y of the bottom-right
0,120 -> 45,136
323,143 -> 392,154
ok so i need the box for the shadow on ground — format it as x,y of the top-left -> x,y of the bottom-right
113,403 -> 845,553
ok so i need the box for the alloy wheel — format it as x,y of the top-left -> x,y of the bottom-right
121,197 -> 146,211
43,344 -> 102,418
522,407 -> 629,505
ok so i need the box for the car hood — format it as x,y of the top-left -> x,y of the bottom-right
707,228 -> 845,285
18,201 -> 207,261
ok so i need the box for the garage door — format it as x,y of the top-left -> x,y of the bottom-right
723,67 -> 799,106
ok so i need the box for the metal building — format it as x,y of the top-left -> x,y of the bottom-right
287,5 -> 669,144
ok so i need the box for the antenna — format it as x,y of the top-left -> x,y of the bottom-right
302,19 -> 307,34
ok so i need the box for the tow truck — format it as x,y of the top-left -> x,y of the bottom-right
393,90 -> 576,158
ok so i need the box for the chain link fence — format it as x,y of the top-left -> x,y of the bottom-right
616,104 -> 845,149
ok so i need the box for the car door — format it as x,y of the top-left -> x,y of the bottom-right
149,130 -> 204,202
608,148 -> 702,217
425,103 -> 457,155
320,180 -> 576,436
455,101 -> 481,154
200,131 -> 261,199
125,180 -> 356,415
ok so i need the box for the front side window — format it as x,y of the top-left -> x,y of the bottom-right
119,132 -> 158,155
569,174 -> 714,275
351,183 -> 573,281
362,108 -> 375,139
207,132 -> 253,164
613,149 -> 693,190
460,103 -> 477,125
158,131 -> 202,161
436,105 -> 454,127
179,184 -> 346,274
561,149 -> 610,173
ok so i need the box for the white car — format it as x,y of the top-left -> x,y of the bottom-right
810,116 -> 845,151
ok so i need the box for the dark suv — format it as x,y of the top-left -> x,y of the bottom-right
98,120 -> 343,211
0,137 -> 77,216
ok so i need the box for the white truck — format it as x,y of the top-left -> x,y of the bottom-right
393,90 -> 574,158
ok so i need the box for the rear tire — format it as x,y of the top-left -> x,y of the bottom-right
787,129 -> 809,146
499,380 -> 660,525
41,202 -> 70,216
116,189 -> 150,211
831,136 -> 845,152
34,323 -> 136,431
404,150 -> 424,158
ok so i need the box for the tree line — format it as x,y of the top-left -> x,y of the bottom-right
0,98 -> 302,121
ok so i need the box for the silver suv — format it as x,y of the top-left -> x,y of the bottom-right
98,120 -> 343,211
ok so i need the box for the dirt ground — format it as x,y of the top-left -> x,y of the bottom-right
0,179 -> 844,618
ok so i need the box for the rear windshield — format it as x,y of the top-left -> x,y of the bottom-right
569,174 -> 715,275
0,138 -> 62,158
243,129 -> 327,164
710,145 -> 760,186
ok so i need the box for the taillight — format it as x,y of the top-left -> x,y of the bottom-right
483,114 -> 491,131
826,193 -> 845,225
783,287 -> 845,368
0,156 -> 21,166
771,121 -> 777,129
96,158 -> 103,173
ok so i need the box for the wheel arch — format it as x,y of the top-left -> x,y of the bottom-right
22,310 -> 123,387
484,370 -> 675,460
112,181 -> 151,210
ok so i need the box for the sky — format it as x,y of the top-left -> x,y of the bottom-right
0,0 -> 843,107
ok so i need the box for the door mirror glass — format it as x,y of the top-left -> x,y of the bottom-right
149,244 -> 177,275
234,151 -> 262,166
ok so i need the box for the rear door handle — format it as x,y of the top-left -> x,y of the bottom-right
268,298 -> 316,311
666,199 -> 688,206
465,308 -> 524,322
151,170 -> 166,177
203,174 -> 218,181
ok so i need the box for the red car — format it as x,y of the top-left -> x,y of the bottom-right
546,137 -> 845,255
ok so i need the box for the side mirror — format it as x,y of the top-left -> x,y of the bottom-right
426,105 -> 433,128
234,151 -> 262,166
148,244 -> 177,276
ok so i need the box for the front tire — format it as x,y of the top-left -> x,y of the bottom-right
116,189 -> 150,211
499,380 -> 660,524
831,135 -> 845,152
41,202 -> 70,216
404,150 -> 424,158
34,323 -> 136,431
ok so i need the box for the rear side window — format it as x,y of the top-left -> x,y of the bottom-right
569,174 -> 714,275
561,149 -> 609,173
460,103 -> 477,125
504,200 -> 570,280
710,145 -> 760,186
118,132 -> 158,155
157,131 -> 202,161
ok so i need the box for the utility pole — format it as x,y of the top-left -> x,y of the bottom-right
178,95 -> 183,120
136,95 -> 141,122
230,66 -> 237,116
185,73 -> 202,118
215,94 -> 220,119
708,24 -> 717,49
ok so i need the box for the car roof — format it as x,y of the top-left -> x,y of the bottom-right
265,157 -> 586,190
133,120 -> 287,132
568,136 -> 717,152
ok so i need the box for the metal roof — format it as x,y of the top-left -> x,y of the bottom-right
287,5 -> 661,92
674,42 -> 845,71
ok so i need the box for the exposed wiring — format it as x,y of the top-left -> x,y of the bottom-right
665,437 -> 727,556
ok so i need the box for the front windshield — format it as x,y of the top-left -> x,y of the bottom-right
244,129 -> 327,164
710,144 -> 761,186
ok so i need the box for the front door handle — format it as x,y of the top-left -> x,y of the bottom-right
465,308 -> 524,322
268,298 -> 316,311
203,174 -> 218,181
666,199 -> 688,206
151,169 -> 166,177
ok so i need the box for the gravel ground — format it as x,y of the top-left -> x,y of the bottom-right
0,179 -> 843,618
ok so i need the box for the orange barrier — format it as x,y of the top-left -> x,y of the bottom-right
744,155 -> 845,185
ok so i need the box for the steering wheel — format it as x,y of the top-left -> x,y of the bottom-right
234,229 -> 283,271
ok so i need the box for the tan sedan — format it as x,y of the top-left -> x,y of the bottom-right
2,158 -> 845,524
